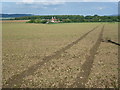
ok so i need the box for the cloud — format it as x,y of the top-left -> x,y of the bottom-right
22,0 -> 34,4
1,0 -> 119,2
95,6 -> 107,10
98,7 -> 103,10
97,7 -> 104,10
40,2 -> 65,5
15,0 -> 65,5
54,8 -> 57,10
82,0 -> 118,1
16,0 -> 34,4
35,0 -> 119,2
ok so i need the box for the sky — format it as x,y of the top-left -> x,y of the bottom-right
1,0 -> 119,16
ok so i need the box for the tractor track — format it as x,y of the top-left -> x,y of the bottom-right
3,25 -> 100,88
69,25 -> 105,88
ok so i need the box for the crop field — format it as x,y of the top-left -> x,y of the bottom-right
0,20 -> 29,23
2,22 -> 118,88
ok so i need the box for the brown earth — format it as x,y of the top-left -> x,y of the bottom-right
2,23 -> 118,88
3,25 -> 100,88
1,20 -> 29,23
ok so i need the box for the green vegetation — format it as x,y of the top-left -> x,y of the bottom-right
0,17 -> 15,20
15,15 -> 119,23
27,19 -> 47,24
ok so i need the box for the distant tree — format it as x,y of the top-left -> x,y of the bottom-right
40,20 -> 48,24
63,19 -> 72,23
94,14 -> 98,17
27,19 -> 35,23
22,15 -> 119,23
34,19 -> 41,23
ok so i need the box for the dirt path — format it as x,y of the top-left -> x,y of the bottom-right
69,25 -> 105,88
3,25 -> 100,88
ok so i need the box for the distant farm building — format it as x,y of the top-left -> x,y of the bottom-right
48,17 -> 60,23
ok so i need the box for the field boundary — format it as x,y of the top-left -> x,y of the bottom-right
69,25 -> 105,88
3,25 -> 100,88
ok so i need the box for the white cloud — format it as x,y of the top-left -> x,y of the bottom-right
98,7 -> 103,10
34,0 -> 119,2
36,0 -> 65,5
81,0 -> 118,1
22,0 -> 34,4
15,0 -> 65,5
97,7 -> 104,10
95,6 -> 107,10
1,0 -> 119,2
54,8 -> 57,10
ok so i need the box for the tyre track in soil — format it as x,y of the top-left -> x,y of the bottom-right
69,25 -> 105,88
3,25 -> 100,88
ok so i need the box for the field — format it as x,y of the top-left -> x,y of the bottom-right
2,22 -> 118,88
0,20 -> 29,23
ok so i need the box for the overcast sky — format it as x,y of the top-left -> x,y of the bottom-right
1,0 -> 118,16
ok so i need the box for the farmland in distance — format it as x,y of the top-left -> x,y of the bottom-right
2,22 -> 118,88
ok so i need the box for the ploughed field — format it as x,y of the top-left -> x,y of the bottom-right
2,22 -> 118,88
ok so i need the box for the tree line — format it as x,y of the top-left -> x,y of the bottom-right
14,15 -> 119,23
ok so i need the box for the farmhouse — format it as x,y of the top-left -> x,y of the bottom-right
50,17 -> 60,23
